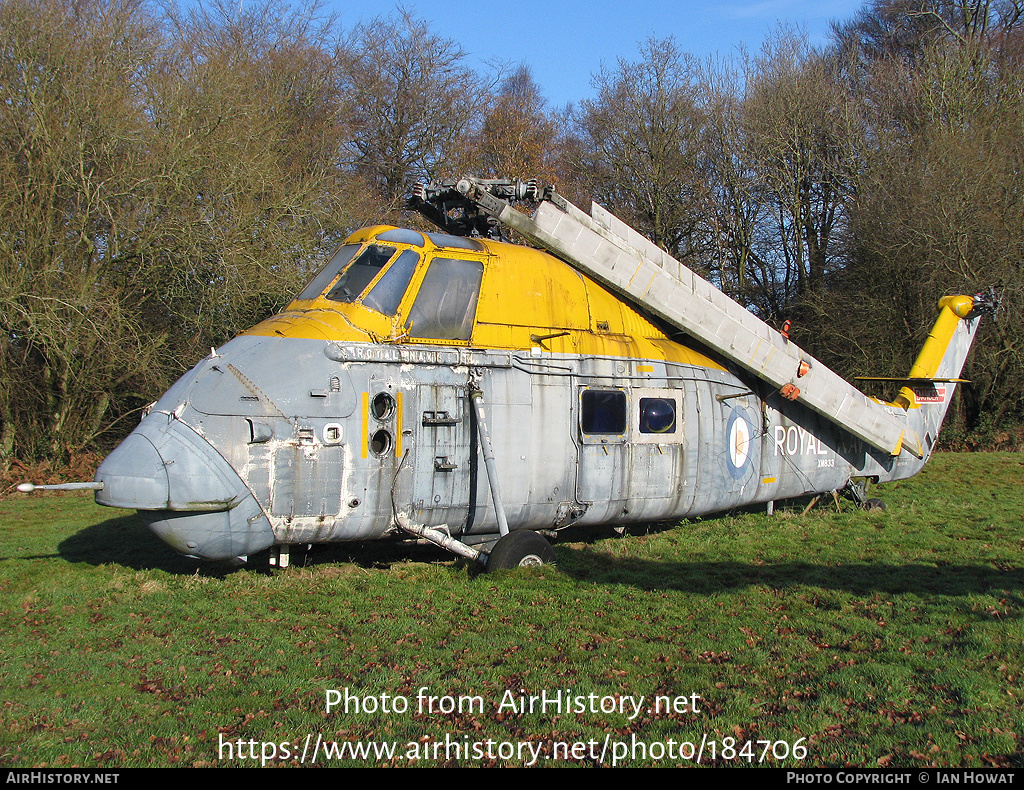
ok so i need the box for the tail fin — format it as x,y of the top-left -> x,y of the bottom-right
891,292 -> 994,458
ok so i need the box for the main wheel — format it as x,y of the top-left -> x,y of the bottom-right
864,498 -> 887,512
486,531 -> 555,571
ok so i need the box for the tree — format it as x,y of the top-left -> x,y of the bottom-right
730,32 -> 858,315
808,0 -> 1024,435
833,0 -> 1024,64
147,0 -> 359,352
0,0 -> 358,465
338,11 -> 487,212
476,65 -> 559,180
567,39 -> 714,266
0,0 -> 167,463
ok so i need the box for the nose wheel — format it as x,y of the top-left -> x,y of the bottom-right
485,530 -> 555,571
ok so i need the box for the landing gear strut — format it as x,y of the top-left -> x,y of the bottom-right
847,479 -> 887,512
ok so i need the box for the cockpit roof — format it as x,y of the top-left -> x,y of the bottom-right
243,225 -> 724,371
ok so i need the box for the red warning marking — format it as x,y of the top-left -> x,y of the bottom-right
913,386 -> 946,403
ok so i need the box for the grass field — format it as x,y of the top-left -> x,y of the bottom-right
1,452 -> 1023,768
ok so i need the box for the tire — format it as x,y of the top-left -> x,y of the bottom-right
864,498 -> 887,512
486,531 -> 555,571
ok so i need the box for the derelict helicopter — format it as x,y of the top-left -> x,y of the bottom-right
20,177 -> 993,570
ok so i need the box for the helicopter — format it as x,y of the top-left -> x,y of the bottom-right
19,177 -> 993,571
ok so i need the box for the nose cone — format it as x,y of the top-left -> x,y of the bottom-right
96,413 -> 244,511
96,413 -> 274,561
93,431 -> 170,510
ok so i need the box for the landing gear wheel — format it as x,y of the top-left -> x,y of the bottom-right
486,531 -> 555,571
864,498 -> 887,512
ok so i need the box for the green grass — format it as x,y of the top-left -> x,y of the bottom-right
1,452 -> 1023,767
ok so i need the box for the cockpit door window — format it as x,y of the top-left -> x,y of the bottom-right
361,249 -> 420,316
324,244 -> 396,303
407,257 -> 484,341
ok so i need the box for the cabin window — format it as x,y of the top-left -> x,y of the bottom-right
296,244 -> 359,300
370,392 -> 396,421
639,397 -> 676,434
581,389 -> 627,435
324,244 -> 396,303
362,249 -> 420,316
370,429 -> 393,456
407,257 -> 484,340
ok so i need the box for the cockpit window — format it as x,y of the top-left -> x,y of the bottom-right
425,232 -> 484,251
361,249 -> 420,316
296,244 -> 359,301
376,228 -> 425,246
407,257 -> 484,341
324,245 -> 396,303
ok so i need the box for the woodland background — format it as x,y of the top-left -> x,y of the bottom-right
2,0 -> 1022,473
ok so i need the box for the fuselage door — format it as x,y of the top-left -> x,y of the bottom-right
629,387 -> 691,518
411,384 -> 473,530
575,386 -> 630,519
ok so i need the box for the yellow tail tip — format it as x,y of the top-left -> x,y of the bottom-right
938,295 -> 974,319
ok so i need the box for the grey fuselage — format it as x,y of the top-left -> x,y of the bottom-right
94,334 -> 929,562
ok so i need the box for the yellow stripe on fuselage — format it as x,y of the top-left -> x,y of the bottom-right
361,391 -> 368,459
396,391 -> 403,457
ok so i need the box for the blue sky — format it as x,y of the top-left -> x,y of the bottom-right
324,0 -> 869,108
